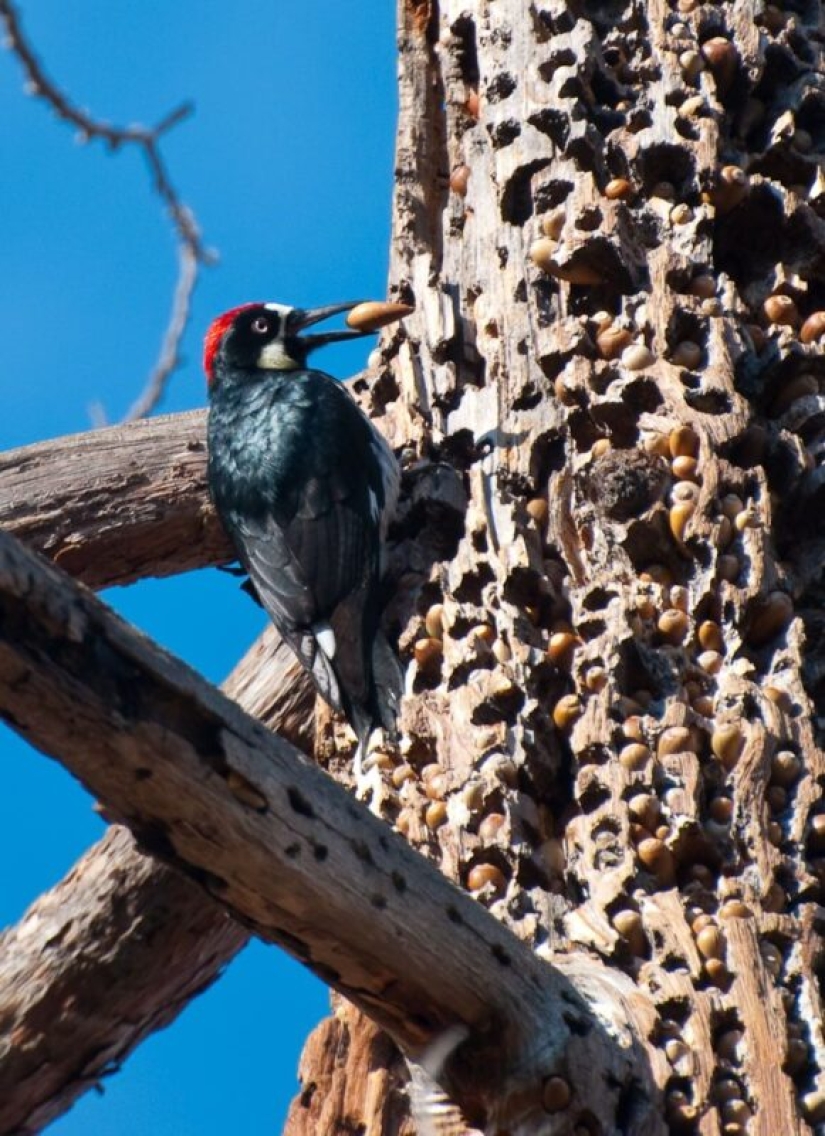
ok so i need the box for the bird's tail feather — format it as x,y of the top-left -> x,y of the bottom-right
371,628 -> 404,739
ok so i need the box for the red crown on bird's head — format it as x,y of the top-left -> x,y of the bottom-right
203,304 -> 259,383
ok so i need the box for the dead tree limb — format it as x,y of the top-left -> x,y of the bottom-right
0,530 -> 666,1132
0,410 -> 230,587
0,627 -> 314,1136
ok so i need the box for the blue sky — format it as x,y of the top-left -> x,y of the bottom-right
1,2 -> 397,1131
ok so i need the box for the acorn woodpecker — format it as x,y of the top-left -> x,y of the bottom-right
204,300 -> 403,758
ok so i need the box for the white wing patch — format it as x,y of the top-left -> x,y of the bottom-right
313,621 -> 337,659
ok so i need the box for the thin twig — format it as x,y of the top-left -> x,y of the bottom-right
0,0 -> 216,420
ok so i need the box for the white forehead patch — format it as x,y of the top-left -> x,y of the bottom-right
264,302 -> 294,316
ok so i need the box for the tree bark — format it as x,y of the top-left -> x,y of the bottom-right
287,0 -> 825,1131
0,627 -> 314,1135
0,409 -> 231,588
0,530 -> 666,1132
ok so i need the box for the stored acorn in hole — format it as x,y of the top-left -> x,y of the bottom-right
670,340 -> 703,369
612,908 -> 646,955
467,862 -> 506,893
748,591 -> 793,645
711,723 -> 745,770
541,209 -> 566,240
710,166 -> 749,213
553,694 -> 582,730
414,637 -> 443,669
658,608 -> 689,643
596,324 -> 632,359
622,342 -> 655,370
670,500 -> 696,542
548,631 -> 580,669
762,293 -> 799,327
449,165 -> 471,197
701,36 -> 738,92
800,311 -> 825,344
604,177 -> 633,200
526,497 -> 548,523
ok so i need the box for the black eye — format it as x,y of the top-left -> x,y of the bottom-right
251,316 -> 270,335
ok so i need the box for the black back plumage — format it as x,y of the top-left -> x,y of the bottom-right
207,359 -> 400,747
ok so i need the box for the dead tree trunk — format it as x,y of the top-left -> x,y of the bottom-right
285,0 -> 825,1132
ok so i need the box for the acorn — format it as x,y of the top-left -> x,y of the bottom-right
425,801 -> 448,829
748,591 -> 793,645
670,500 -> 696,542
464,89 -> 480,119
717,554 -> 740,581
541,209 -> 566,240
424,603 -> 445,640
478,812 -> 507,841
670,340 -> 703,368
679,49 -> 704,81
414,637 -> 443,669
696,923 -> 726,959
697,650 -> 723,675
553,694 -> 582,730
612,908 -> 646,955
618,742 -> 650,771
526,497 -> 549,523
669,424 -> 700,458
800,311 -> 825,344
762,293 -> 799,328
585,665 -> 608,692
449,165 -> 471,197
346,301 -> 415,332
671,454 -> 699,481
637,837 -> 675,884
391,763 -> 416,788
701,37 -> 738,92
698,620 -> 724,652
467,862 -> 507,893
548,631 -> 580,669
711,723 -> 745,770
658,608 -> 689,643
596,325 -> 633,359
530,238 -> 557,272
657,725 -> 694,757
771,750 -> 801,786
621,343 -> 656,370
604,177 -> 633,200
719,899 -> 752,919
710,166 -> 749,213
688,274 -> 716,299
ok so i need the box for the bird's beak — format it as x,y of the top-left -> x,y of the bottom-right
289,301 -> 370,352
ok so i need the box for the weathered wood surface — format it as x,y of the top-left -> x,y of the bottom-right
0,530 -> 667,1133
0,409 -> 231,588
0,626 -> 314,1136
288,0 -> 825,1130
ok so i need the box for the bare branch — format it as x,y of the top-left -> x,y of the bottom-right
0,529 -> 663,1132
0,409 -> 230,587
0,0 -> 215,421
121,244 -> 200,422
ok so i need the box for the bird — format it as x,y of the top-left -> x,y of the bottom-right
204,300 -> 403,763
